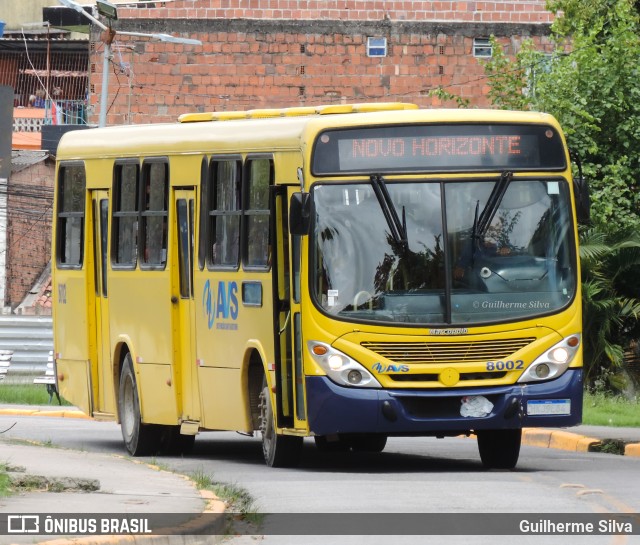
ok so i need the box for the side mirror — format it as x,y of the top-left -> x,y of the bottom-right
573,175 -> 590,225
289,192 -> 311,235
570,152 -> 590,225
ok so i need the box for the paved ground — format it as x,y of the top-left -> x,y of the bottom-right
0,404 -> 639,545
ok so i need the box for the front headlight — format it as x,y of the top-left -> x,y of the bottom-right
517,334 -> 581,383
307,341 -> 381,388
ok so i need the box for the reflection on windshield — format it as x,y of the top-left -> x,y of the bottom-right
312,179 -> 575,325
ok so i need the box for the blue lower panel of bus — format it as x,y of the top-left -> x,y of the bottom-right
306,369 -> 582,436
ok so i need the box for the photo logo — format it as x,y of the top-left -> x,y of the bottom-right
8,515 -> 40,533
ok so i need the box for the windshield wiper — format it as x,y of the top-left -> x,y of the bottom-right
475,171 -> 513,236
370,174 -> 408,248
470,171 -> 513,262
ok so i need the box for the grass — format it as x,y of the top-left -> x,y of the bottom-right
0,383 -> 70,406
582,392 -> 640,427
190,468 -> 262,527
0,463 -> 11,497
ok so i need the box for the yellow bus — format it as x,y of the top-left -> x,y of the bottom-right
52,103 -> 588,469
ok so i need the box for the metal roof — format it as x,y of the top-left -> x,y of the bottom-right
11,150 -> 51,173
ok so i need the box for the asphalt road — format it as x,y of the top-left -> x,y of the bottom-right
1,414 -> 639,545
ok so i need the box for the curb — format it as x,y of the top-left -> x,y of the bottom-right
625,443 -> 640,457
522,428 -> 601,452
522,428 -> 640,457
0,408 -> 89,419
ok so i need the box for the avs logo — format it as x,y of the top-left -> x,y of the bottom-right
202,279 -> 239,330
372,362 -> 410,373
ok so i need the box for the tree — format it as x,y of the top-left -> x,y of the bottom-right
485,0 -> 640,229
480,0 -> 640,390
580,226 -> 640,389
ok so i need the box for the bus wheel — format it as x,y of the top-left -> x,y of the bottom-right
259,378 -> 302,467
314,435 -> 350,452
160,426 -> 196,456
348,434 -> 388,453
118,354 -> 160,456
476,429 -> 521,469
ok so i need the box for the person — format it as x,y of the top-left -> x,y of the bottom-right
33,89 -> 46,108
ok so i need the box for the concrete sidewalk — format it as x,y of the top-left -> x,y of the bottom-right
0,439 -> 226,545
0,406 -> 228,545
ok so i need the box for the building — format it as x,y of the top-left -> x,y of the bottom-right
0,0 -> 559,313
0,30 -> 90,149
85,0 -> 557,125
0,150 -> 54,314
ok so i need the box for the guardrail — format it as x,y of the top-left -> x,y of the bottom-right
0,316 -> 53,380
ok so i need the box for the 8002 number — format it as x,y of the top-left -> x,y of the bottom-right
486,360 -> 524,371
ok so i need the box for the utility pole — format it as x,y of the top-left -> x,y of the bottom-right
57,0 -> 201,127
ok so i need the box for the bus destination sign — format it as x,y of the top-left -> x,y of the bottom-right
312,124 -> 566,174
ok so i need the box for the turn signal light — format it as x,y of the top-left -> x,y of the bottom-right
312,345 -> 328,356
567,336 -> 580,348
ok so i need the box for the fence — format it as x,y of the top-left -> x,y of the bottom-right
0,315 -> 53,383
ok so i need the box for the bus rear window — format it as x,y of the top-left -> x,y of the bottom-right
312,124 -> 566,174
56,163 -> 86,267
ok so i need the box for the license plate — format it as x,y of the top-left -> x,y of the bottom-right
527,399 -> 571,416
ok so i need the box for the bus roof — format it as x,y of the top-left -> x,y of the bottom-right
55,105 -> 560,161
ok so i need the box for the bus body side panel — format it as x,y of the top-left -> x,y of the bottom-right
53,271 -> 93,415
194,271 -> 275,432
52,161 -> 95,416
109,270 -> 178,425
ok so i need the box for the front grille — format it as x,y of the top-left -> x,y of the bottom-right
389,371 -> 507,382
399,395 -> 499,419
361,337 -> 535,364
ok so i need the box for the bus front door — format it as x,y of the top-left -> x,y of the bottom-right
91,189 -> 115,416
173,188 -> 200,426
272,186 -> 307,431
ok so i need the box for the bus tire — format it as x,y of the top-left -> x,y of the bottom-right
160,426 -> 196,456
118,354 -> 161,456
314,435 -> 350,452
476,428 -> 521,469
348,434 -> 388,453
259,378 -> 302,467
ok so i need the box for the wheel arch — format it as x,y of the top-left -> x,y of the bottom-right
113,340 -> 133,424
243,345 -> 268,432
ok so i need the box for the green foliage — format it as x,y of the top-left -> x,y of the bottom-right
583,391 -> 640,427
580,225 -> 640,387
483,0 -> 640,228
427,88 -> 471,108
482,36 -> 540,111
0,464 -> 11,498
477,0 -> 640,392
0,384 -> 69,406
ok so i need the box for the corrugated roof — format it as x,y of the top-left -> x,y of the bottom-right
11,150 -> 50,173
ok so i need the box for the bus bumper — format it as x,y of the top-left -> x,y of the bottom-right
306,369 -> 583,436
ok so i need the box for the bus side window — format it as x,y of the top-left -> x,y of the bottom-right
112,161 -> 140,267
244,157 -> 272,269
141,160 -> 168,268
56,163 -> 86,267
197,157 -> 208,270
209,158 -> 242,268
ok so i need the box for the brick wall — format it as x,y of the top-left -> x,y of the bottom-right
5,159 -> 54,309
116,1 -> 554,24
89,1 -> 556,125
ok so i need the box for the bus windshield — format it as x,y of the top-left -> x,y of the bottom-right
312,178 -> 576,325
